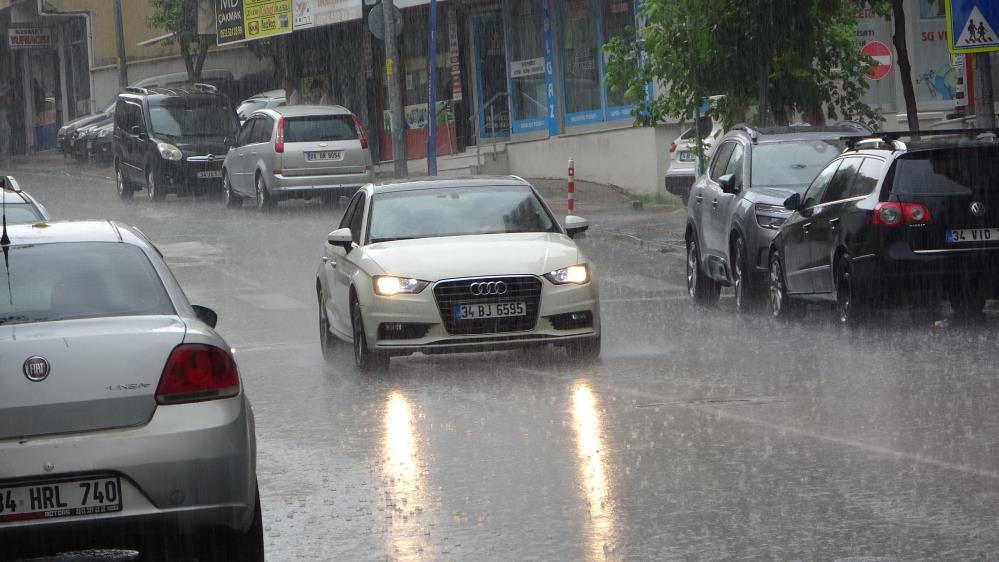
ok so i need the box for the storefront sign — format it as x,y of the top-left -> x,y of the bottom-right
510,57 -> 545,78
541,0 -> 559,137
216,0 -> 293,46
8,27 -> 51,50
448,5 -> 462,102
292,0 -> 362,30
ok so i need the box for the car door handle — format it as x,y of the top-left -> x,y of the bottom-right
695,193 -> 703,204
803,223 -> 812,233
829,217 -> 840,230
322,256 -> 337,267
712,199 -> 719,210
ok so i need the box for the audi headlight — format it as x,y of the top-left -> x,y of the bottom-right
755,203 -> 791,230
157,142 -> 183,161
545,264 -> 590,285
99,128 -> 111,138
373,276 -> 429,296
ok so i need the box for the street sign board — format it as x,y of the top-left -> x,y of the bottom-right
216,0 -> 293,46
946,0 -> 999,54
7,26 -> 51,49
292,0 -> 362,30
861,41 -> 892,81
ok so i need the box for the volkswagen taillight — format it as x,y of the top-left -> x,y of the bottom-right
155,344 -> 240,405
872,202 -> 931,227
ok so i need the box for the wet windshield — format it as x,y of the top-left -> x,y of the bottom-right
752,140 -> 847,188
149,99 -> 238,138
369,186 -> 558,242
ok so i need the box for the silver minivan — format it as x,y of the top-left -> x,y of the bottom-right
221,105 -> 375,210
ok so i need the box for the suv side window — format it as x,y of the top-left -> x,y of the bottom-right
237,117 -> 257,146
724,143 -> 745,187
251,116 -> 274,144
802,159 -> 841,209
820,157 -> 862,204
849,158 -> 885,198
710,142 -> 735,181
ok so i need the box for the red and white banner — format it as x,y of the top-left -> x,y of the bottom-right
8,27 -> 50,50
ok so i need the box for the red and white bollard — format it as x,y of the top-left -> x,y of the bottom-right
567,158 -> 575,214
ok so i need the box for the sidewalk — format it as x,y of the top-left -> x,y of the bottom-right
530,177 -> 687,250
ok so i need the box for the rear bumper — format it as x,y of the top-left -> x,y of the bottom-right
0,394 -> 257,546
853,245 -> 999,296
665,169 -> 696,201
269,170 -> 374,196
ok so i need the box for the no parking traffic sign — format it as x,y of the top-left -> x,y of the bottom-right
946,0 -> 999,54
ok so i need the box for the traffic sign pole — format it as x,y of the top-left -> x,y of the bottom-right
974,53 -> 996,128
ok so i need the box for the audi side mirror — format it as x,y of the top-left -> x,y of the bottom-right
565,215 -> 589,239
327,228 -> 353,251
783,193 -> 802,211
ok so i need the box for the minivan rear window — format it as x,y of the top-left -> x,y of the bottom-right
284,115 -> 357,143
891,146 -> 999,196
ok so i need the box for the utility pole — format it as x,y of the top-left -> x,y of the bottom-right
426,0 -> 438,176
383,0 -> 407,177
974,53 -> 996,129
113,0 -> 128,89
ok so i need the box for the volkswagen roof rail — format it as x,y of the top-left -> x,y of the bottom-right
123,86 -> 148,95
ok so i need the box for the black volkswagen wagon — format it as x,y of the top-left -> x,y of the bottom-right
768,130 -> 999,324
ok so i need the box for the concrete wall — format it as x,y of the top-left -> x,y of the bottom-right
506,123 -> 682,196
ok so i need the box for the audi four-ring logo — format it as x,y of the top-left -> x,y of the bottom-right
469,281 -> 508,296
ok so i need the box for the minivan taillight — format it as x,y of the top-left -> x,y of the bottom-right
155,344 -> 240,405
352,114 -> 368,149
275,116 -> 285,153
872,202 -> 932,227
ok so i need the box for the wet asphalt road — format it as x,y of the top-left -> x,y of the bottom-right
11,158 -> 999,561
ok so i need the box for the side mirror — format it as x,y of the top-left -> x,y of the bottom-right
327,227 -> 354,251
718,174 -> 740,194
783,193 -> 802,211
224,136 -> 237,147
192,305 -> 218,329
129,125 -> 140,135
564,215 -> 589,239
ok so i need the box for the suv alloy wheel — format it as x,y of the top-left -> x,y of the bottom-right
687,233 -> 720,305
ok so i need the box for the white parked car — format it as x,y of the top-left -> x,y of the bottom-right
664,115 -> 722,203
236,89 -> 286,123
316,177 -> 601,370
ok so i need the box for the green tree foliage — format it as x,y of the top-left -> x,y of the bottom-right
604,0 -> 883,129
147,0 -> 216,81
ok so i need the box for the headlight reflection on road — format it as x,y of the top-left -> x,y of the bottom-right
570,382 -> 617,560
382,390 -> 431,561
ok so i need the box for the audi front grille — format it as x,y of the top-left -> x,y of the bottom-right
433,276 -> 543,335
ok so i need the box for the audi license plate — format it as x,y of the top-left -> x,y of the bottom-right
947,228 -> 999,244
678,151 -> 696,162
306,150 -> 344,162
0,476 -> 122,523
454,302 -> 526,320
197,170 -> 223,179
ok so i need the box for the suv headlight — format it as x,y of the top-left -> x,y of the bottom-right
157,142 -> 183,161
99,128 -> 111,138
373,276 -> 429,296
755,203 -> 792,230
545,264 -> 590,285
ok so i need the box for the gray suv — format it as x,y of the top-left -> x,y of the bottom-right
222,105 -> 375,210
685,124 -> 869,311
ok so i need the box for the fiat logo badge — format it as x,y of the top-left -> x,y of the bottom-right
971,201 -> 986,217
23,356 -> 50,382
469,281 -> 508,296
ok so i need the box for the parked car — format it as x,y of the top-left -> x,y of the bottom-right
0,220 -> 261,561
113,85 -> 239,202
0,175 -> 50,224
685,124 -> 869,311
86,120 -> 115,163
237,89 -> 286,123
222,105 -> 374,210
665,115 -> 722,202
316,177 -> 600,370
768,130 -> 999,324
71,111 -> 114,161
57,101 -> 114,154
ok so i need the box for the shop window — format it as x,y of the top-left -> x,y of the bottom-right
601,0 -> 636,118
508,0 -> 547,133
559,0 -> 602,126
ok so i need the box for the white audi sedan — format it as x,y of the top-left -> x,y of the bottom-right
316,177 -> 601,370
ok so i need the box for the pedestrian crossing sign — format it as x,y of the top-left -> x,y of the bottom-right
946,0 -> 999,54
